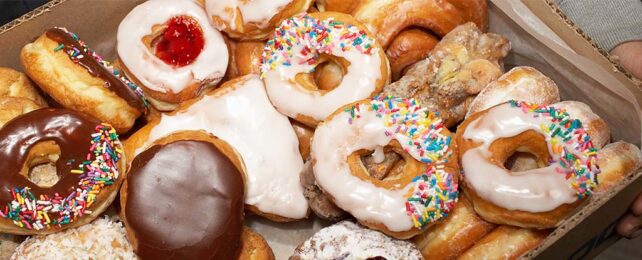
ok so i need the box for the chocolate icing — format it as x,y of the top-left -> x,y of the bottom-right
0,109 -> 99,215
45,28 -> 146,111
125,140 -> 244,260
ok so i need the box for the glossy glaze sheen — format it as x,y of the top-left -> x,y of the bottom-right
125,141 -> 244,259
0,109 -> 97,208
46,28 -> 146,111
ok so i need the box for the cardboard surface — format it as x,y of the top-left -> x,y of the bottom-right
0,0 -> 640,259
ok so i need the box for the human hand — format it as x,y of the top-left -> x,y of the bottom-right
616,192 -> 642,238
610,41 -> 642,80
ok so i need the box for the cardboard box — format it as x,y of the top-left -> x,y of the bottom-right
0,0 -> 640,259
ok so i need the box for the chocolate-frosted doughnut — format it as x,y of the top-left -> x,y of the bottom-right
121,131 -> 245,259
0,109 -> 125,234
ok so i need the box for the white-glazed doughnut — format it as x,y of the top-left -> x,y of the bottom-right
117,0 -> 228,109
125,74 -> 308,221
312,96 -> 459,238
261,12 -> 389,127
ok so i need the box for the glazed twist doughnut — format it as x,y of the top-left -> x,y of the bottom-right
0,109 -> 125,234
382,23 -> 510,127
312,96 -> 459,238
466,66 -> 561,118
457,101 -> 607,228
458,226 -> 549,260
21,28 -> 146,133
204,0 -> 313,40
261,12 -> 389,126
117,0 -> 228,111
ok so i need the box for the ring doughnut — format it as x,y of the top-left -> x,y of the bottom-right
0,109 -> 125,234
121,131 -> 248,259
311,96 -> 459,238
21,28 -> 147,133
456,101 -> 604,228
117,0 -> 228,111
204,0 -> 313,40
124,75 -> 308,221
261,12 -> 390,127
0,67 -> 47,107
466,66 -> 561,118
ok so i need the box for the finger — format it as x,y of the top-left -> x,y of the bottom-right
616,213 -> 642,238
631,192 -> 642,216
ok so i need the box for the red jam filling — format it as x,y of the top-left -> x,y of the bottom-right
154,16 -> 205,67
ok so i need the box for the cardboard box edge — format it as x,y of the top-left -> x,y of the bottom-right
0,0 -> 68,36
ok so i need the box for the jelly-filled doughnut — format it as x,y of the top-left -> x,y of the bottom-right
311,96 -> 459,238
121,131 -> 251,259
124,75 -> 308,221
204,0 -> 313,40
117,0 -> 228,111
261,12 -> 390,127
456,101 -> 605,228
0,109 -> 125,234
21,28 -> 147,133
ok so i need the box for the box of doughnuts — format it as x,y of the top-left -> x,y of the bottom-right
0,0 -> 639,259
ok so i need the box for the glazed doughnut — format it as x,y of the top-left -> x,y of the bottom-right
11,216 -> 136,259
0,67 -> 47,107
382,23 -> 510,127
386,29 -> 439,81
121,131 -> 247,259
0,97 -> 43,129
261,12 -> 390,127
594,141 -> 642,193
457,101 -> 606,228
230,41 -> 265,78
204,0 -> 313,40
316,0 -> 363,14
457,226 -> 548,260
290,221 -> 423,259
466,66 -> 561,118
0,109 -> 125,234
412,198 -> 496,259
21,28 -> 147,133
117,0 -> 228,111
124,75 -> 308,221
312,96 -> 459,238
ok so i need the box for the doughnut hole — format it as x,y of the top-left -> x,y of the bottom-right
19,141 -> 61,188
347,141 -> 424,186
296,54 -> 350,93
489,130 -> 550,173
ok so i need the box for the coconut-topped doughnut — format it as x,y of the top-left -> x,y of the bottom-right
21,28 -> 147,133
117,0 -> 228,111
457,101 -> 603,228
125,75 -> 308,221
0,109 -> 125,234
261,12 -> 390,127
204,0 -> 313,40
311,96 -> 459,238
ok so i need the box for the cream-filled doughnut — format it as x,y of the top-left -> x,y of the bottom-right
312,96 -> 459,238
457,101 -> 604,228
204,0 -> 313,40
124,75 -> 308,221
117,0 -> 228,111
261,12 -> 389,127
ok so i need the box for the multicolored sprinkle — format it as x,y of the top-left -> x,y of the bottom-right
53,28 -> 148,108
260,13 -> 377,77
0,124 -> 122,230
345,96 -> 458,228
509,100 -> 600,198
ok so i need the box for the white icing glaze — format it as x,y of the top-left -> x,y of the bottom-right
372,146 -> 385,164
205,0 -> 292,30
461,103 -> 589,212
312,109 -> 429,232
117,0 -> 228,94
134,75 -> 308,219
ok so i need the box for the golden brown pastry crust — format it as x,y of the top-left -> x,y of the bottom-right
21,34 -> 140,133
0,97 -> 44,129
594,141 -> 642,193
291,120 -> 314,160
0,67 -> 47,107
413,198 -> 496,259
457,226 -> 548,260
238,227 -> 275,260
386,29 -> 439,81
